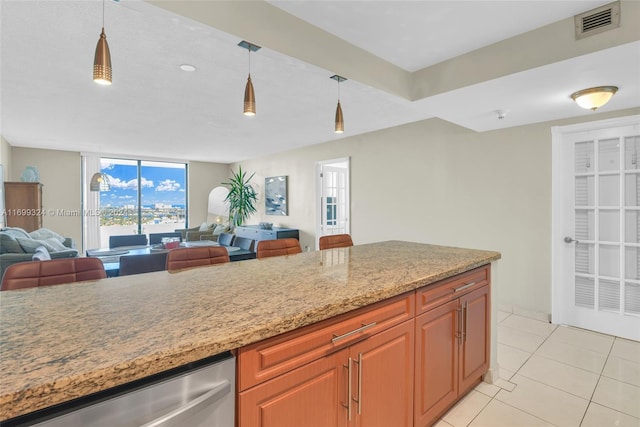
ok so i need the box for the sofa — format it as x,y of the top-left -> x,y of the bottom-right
0,227 -> 78,281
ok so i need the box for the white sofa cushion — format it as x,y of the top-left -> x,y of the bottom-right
16,237 -> 68,253
29,228 -> 65,243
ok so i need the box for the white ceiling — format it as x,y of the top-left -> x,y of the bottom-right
1,0 -> 638,164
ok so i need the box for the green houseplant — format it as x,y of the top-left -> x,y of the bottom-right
223,166 -> 258,228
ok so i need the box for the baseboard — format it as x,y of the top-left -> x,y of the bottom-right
483,367 -> 498,384
497,304 -> 551,323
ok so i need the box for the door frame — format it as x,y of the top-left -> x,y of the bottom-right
315,157 -> 350,250
551,114 -> 640,328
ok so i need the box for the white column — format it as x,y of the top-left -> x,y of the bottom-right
82,155 -> 102,251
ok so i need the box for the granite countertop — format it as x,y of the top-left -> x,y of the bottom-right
0,240 -> 500,421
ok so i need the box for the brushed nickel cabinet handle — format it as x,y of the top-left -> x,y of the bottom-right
463,301 -> 468,343
457,306 -> 463,345
356,352 -> 363,415
454,281 -> 476,293
331,322 -> 377,343
342,358 -> 353,421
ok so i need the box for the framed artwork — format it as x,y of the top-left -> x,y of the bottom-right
265,176 -> 288,216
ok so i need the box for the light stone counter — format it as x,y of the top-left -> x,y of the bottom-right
0,241 -> 500,421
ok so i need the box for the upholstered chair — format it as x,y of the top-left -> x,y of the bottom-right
1,258 -> 106,291
166,246 -> 230,272
256,238 -> 302,259
319,234 -> 354,250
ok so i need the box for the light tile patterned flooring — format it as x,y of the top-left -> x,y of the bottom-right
435,311 -> 640,427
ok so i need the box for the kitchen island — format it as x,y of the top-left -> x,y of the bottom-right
0,241 -> 500,424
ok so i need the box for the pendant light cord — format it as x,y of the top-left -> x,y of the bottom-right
102,0 -> 105,28
248,46 -> 251,77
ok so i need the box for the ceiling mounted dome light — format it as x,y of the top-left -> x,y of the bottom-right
93,0 -> 112,85
90,172 -> 110,192
238,41 -> 261,116
570,86 -> 618,111
331,75 -> 347,133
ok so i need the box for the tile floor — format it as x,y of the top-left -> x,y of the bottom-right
435,311 -> 640,427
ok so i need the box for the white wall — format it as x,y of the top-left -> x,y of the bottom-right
0,137 -> 12,227
1,137 -> 11,180
235,108 -> 640,316
10,147 -> 83,246
187,161 -> 230,227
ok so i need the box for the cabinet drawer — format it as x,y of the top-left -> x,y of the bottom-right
260,230 -> 276,240
237,292 -> 415,391
236,227 -> 260,238
416,265 -> 490,314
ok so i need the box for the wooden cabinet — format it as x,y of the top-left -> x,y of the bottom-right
238,349 -> 349,427
414,300 -> 459,427
237,265 -> 491,427
348,320 -> 414,427
3,182 -> 43,232
235,225 -> 299,243
414,266 -> 490,427
238,293 -> 415,427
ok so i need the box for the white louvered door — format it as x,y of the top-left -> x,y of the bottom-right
553,116 -> 640,341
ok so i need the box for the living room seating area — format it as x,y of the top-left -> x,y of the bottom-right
0,226 -> 78,280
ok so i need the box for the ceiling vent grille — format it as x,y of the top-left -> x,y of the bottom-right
575,1 -> 620,39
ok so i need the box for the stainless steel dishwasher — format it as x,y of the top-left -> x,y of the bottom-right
13,352 -> 235,427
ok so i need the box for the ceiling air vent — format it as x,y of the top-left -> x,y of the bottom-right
575,1 -> 620,39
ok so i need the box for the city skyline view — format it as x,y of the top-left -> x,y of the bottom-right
99,159 -> 187,208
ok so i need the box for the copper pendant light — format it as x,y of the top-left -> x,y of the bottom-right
331,75 -> 347,133
244,74 -> 255,116
335,101 -> 344,133
238,41 -> 261,116
93,0 -> 112,85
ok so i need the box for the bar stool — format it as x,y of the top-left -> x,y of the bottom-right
256,238 -> 302,259
319,234 -> 353,250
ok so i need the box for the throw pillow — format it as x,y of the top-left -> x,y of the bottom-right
29,228 -> 65,243
199,222 -> 212,232
16,237 -> 58,253
213,224 -> 225,235
1,227 -> 31,240
32,246 -> 51,261
0,233 -> 25,253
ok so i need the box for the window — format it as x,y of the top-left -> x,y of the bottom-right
99,158 -> 187,244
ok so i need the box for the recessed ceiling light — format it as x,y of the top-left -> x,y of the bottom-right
179,64 -> 196,72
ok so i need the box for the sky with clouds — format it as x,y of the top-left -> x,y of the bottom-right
99,159 -> 186,207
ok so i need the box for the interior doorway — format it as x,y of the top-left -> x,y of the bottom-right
315,157 -> 350,250
552,115 -> 640,341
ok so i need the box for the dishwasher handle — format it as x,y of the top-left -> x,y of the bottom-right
140,380 -> 231,427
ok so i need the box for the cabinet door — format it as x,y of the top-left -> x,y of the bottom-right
414,300 -> 459,427
4,182 -> 42,231
350,320 -> 414,427
238,349 -> 348,427
459,284 -> 490,393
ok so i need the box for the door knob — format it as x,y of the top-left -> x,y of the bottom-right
564,236 -> 579,244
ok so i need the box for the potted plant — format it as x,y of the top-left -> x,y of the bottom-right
223,166 -> 258,228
